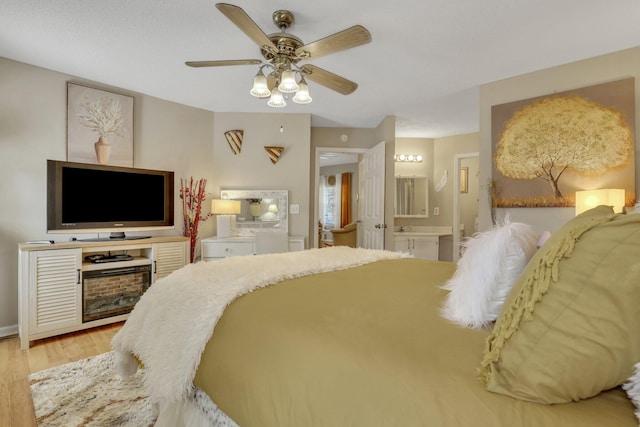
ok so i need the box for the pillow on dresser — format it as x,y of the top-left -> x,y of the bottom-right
440,218 -> 539,329
479,206 -> 640,404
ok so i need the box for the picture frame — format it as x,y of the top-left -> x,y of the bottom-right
67,82 -> 134,167
460,167 -> 469,193
491,78 -> 635,208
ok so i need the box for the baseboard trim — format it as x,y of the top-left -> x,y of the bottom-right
0,324 -> 18,338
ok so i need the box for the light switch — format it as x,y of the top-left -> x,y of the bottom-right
290,204 -> 300,214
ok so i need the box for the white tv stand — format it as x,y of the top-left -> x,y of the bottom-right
18,236 -> 189,349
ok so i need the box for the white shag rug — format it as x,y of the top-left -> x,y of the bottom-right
29,351 -> 155,427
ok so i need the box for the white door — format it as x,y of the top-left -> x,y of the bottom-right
362,141 -> 386,249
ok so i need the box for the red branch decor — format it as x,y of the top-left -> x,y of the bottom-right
180,177 -> 213,262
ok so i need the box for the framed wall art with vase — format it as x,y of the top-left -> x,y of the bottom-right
67,82 -> 134,167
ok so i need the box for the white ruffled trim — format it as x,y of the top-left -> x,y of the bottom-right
154,387 -> 238,427
623,362 -> 640,425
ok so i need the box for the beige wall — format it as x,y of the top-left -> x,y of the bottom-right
479,46 -> 640,234
395,133 -> 479,234
395,137 -> 434,186
0,57 -> 215,333
211,112 -> 311,239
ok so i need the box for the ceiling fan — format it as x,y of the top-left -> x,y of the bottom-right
185,3 -> 372,106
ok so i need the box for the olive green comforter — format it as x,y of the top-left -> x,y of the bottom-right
194,258 -> 636,426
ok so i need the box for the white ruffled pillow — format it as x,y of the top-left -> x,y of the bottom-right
440,218 -> 539,329
623,362 -> 640,424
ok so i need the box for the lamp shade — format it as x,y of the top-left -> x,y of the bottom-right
278,69 -> 299,93
575,189 -> 625,216
212,199 -> 241,215
292,79 -> 312,104
250,71 -> 271,98
267,87 -> 286,108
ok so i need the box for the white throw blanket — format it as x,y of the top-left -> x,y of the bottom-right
112,246 -> 404,404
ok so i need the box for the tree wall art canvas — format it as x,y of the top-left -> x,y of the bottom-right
491,78 -> 636,208
67,82 -> 134,167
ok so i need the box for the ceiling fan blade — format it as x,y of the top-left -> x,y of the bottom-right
295,25 -> 371,59
215,3 -> 277,53
185,59 -> 262,67
300,64 -> 358,95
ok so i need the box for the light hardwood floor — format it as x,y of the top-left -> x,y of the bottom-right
0,323 -> 123,427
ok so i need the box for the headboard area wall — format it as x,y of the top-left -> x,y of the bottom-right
478,46 -> 640,234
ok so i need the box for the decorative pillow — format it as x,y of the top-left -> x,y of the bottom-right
440,218 -> 539,329
479,206 -> 640,404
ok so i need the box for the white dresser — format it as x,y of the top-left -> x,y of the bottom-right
201,235 -> 305,260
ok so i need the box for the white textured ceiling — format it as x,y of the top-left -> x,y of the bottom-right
3,1 -> 640,138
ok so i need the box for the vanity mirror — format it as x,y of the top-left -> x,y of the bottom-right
395,176 -> 429,217
220,189 -> 288,233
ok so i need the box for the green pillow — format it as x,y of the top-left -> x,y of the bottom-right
479,205 -> 640,403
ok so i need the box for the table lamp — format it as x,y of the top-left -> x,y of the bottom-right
212,199 -> 241,238
575,189 -> 625,216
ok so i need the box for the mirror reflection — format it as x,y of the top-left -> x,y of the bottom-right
395,176 -> 429,217
220,189 -> 288,233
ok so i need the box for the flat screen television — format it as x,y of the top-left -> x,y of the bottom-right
47,160 -> 174,239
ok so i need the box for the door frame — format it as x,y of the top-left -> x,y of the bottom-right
314,147 -> 368,249
452,152 -> 479,262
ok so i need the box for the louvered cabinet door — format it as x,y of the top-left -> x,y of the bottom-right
152,241 -> 188,282
29,249 -> 82,334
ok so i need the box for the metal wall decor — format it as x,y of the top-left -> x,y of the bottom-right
224,129 -> 243,154
264,146 -> 284,164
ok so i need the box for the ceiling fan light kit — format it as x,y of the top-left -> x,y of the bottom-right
187,3 -> 371,108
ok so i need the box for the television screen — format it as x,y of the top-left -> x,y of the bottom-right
48,160 -> 174,235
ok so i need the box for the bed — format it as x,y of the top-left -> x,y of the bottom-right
112,206 -> 640,426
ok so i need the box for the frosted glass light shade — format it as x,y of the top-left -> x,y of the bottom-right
278,69 -> 299,93
267,88 -> 286,108
292,81 -> 312,104
575,189 -> 625,216
250,72 -> 271,98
